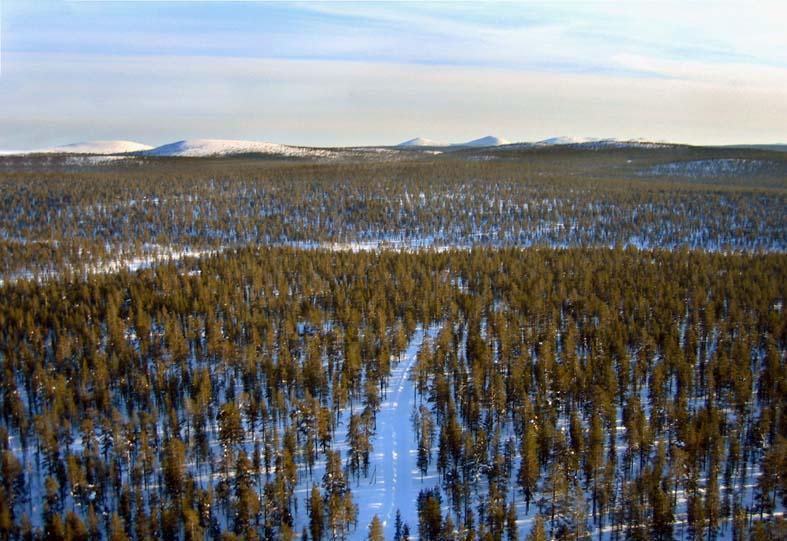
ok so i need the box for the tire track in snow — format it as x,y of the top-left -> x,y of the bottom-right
367,324 -> 438,539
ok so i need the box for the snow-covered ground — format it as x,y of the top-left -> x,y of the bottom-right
362,324 -> 440,537
639,159 -> 773,177
287,238 -> 459,253
0,244 -> 219,286
88,245 -> 219,274
292,324 -> 440,539
64,155 -> 132,165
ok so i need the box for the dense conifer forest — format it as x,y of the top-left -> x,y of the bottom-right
1,147 -> 785,282
0,149 -> 784,540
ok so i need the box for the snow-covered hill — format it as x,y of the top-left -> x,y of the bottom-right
43,140 -> 153,154
0,136 -> 694,158
397,135 -> 510,148
536,136 -> 604,145
142,138 -> 332,158
460,135 -> 510,147
531,136 -> 674,149
397,137 -> 450,147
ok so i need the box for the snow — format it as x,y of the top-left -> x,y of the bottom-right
45,140 -> 152,154
1,140 -> 153,155
639,158 -> 772,177
0,136 -> 690,158
396,135 -> 510,148
507,137 -> 677,149
365,324 -> 440,537
90,245 -> 218,274
142,138 -> 334,158
0,244 -> 219,286
2,251 -> 782,538
461,135 -> 510,147
397,137 -> 450,147
64,155 -> 131,165
290,324 -> 440,539
536,136 -> 606,145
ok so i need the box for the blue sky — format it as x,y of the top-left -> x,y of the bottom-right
1,1 -> 786,148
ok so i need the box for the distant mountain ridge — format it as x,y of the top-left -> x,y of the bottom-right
521,137 -> 676,150
397,137 -> 450,147
20,140 -> 154,155
397,135 -> 509,148
462,135 -> 510,147
3,136 -> 782,157
395,135 -> 669,149
722,144 -> 787,152
140,138 -> 331,158
536,136 -> 604,145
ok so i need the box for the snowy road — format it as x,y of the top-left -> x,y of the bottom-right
292,324 -> 439,539
355,324 -> 440,539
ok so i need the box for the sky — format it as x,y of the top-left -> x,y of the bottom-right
1,0 -> 786,149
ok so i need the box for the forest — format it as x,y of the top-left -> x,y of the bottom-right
1,147 -> 785,283
0,148 -> 784,540
0,246 -> 784,540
